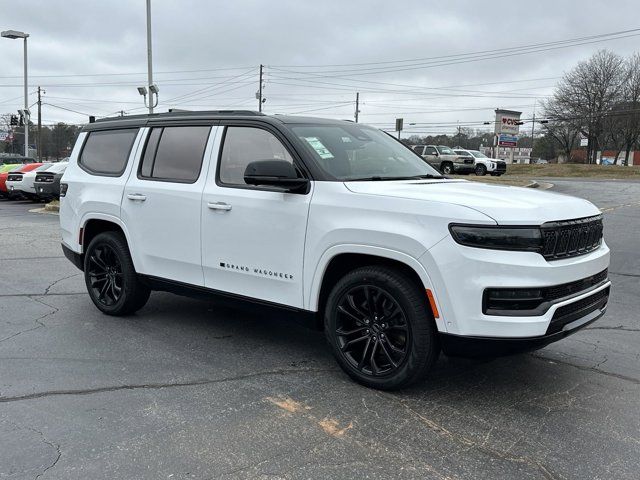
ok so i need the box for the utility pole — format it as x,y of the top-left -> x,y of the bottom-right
146,0 -> 154,114
531,101 -> 536,150
37,86 -> 42,161
354,92 -> 360,123
258,64 -> 264,112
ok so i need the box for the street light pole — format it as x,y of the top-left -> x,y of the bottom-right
146,0 -> 154,114
2,30 -> 30,157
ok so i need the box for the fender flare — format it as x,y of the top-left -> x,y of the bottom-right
79,213 -> 140,270
306,244 -> 442,325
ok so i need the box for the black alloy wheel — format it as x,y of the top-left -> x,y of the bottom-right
325,266 -> 440,390
87,243 -> 124,307
84,231 -> 150,316
335,285 -> 410,376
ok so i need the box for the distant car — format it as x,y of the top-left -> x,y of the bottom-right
0,164 -> 25,198
35,162 -> 69,201
0,155 -> 37,166
1,163 -> 43,199
7,163 -> 53,200
453,148 -> 507,176
412,145 -> 474,175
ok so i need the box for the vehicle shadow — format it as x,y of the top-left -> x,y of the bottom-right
130,291 -> 572,399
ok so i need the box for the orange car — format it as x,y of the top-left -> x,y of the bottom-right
0,163 -> 42,198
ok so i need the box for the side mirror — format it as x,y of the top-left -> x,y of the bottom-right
244,160 -> 309,193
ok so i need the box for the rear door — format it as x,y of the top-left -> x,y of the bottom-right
121,124 -> 220,286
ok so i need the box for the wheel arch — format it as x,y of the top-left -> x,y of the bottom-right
308,246 -> 440,328
80,214 -> 139,269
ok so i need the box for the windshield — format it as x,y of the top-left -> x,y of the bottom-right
35,163 -> 53,172
437,146 -> 455,155
47,162 -> 68,173
470,150 -> 489,159
291,124 -> 442,181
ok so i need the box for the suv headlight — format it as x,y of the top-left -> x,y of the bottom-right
449,224 -> 542,252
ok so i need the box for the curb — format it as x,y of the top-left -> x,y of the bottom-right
45,203 -> 60,212
525,180 -> 554,190
28,206 -> 59,216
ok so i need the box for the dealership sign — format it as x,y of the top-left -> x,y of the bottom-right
495,109 -> 522,135
497,134 -> 518,147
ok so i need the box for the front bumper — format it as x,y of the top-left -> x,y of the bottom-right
440,286 -> 608,357
420,234 -> 610,338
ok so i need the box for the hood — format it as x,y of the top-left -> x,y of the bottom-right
344,179 -> 601,225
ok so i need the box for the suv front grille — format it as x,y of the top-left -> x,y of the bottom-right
541,215 -> 603,260
546,286 -> 610,334
495,161 -> 507,173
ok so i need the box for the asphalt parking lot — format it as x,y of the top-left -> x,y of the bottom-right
1,180 -> 639,480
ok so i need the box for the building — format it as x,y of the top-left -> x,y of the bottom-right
562,149 -> 640,165
479,146 -> 533,163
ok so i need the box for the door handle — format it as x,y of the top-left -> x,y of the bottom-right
207,201 -> 232,211
127,193 -> 147,201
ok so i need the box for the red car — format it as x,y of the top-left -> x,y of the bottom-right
0,163 -> 43,198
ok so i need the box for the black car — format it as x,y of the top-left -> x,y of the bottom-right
34,162 -> 68,200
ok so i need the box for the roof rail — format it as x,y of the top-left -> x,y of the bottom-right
92,109 -> 265,123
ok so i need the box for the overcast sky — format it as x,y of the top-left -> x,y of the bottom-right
1,0 -> 638,137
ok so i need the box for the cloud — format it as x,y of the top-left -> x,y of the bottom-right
1,0 -> 638,131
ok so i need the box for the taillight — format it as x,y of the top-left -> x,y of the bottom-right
60,183 -> 68,197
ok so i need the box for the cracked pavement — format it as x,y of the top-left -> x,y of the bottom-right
1,182 -> 639,479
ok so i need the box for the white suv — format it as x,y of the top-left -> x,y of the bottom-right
454,148 -> 507,176
60,111 -> 611,390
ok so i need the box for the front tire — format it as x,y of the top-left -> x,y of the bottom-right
84,231 -> 150,316
475,164 -> 487,176
324,266 -> 440,390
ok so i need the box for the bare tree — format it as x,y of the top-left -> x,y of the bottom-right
540,104 -> 581,162
547,50 -> 626,163
618,53 -> 640,165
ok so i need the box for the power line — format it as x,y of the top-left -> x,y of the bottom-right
269,28 -> 640,71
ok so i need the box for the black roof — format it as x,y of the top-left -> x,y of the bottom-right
83,110 -> 357,132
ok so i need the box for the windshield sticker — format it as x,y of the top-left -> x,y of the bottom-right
341,136 -> 352,143
304,137 -> 334,159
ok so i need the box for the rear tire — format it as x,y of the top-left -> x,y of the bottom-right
324,266 -> 440,390
84,231 -> 150,316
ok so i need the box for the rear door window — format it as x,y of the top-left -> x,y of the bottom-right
79,129 -> 138,176
139,126 -> 211,183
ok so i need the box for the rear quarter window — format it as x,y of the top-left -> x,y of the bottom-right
79,129 -> 138,176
